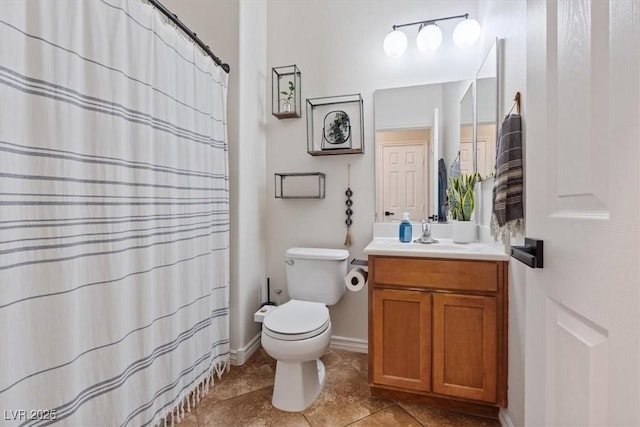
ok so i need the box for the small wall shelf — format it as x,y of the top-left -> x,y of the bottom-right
275,172 -> 325,199
272,65 -> 302,119
306,94 -> 364,156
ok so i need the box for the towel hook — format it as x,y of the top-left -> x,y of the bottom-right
508,91 -> 521,115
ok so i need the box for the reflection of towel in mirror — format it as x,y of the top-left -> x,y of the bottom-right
438,158 -> 447,221
491,114 -> 524,240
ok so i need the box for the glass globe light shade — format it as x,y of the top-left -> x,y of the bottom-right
383,30 -> 408,56
453,18 -> 481,48
416,24 -> 442,52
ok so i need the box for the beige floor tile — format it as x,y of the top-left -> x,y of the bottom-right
197,386 -> 310,427
200,349 -> 274,405
303,357 -> 393,427
347,404 -> 422,427
319,348 -> 347,370
258,347 -> 277,372
191,348 -> 502,427
398,401 -> 500,427
334,349 -> 368,377
177,410 -> 199,427
163,405 -> 199,427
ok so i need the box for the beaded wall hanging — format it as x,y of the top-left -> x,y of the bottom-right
344,164 -> 353,247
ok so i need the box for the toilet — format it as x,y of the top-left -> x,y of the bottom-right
261,247 -> 349,412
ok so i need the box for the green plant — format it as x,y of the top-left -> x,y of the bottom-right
280,81 -> 295,102
447,172 -> 481,221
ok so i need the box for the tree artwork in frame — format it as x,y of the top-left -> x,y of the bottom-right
306,94 -> 364,156
322,110 -> 351,150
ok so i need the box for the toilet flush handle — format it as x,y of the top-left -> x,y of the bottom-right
285,259 -> 294,265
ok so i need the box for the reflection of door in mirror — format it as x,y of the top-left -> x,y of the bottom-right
377,129 -> 430,222
476,123 -> 497,177
458,82 -> 474,174
459,126 -> 474,174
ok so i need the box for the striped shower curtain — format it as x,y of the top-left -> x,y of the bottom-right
0,1 -> 229,425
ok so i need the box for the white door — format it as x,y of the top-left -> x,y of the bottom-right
476,123 -> 497,178
381,144 -> 425,222
525,2 -> 639,426
459,126 -> 474,175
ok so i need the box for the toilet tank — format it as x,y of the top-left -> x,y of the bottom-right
285,247 -> 349,306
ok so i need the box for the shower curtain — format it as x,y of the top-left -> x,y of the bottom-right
0,1 -> 229,425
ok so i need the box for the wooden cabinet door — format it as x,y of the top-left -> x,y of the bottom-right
372,288 -> 431,391
432,293 -> 497,402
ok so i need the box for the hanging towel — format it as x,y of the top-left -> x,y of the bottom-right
491,114 -> 524,240
438,158 -> 448,221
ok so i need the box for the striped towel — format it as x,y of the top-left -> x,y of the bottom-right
438,158 -> 448,221
491,114 -> 524,240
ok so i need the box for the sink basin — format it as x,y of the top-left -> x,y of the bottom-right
363,238 -> 509,261
386,241 -> 470,249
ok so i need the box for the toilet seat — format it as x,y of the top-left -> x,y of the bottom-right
263,300 -> 330,341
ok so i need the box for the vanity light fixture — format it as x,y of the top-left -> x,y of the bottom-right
416,23 -> 443,52
383,13 -> 481,56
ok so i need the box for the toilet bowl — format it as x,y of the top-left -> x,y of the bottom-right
261,300 -> 332,411
260,247 -> 349,412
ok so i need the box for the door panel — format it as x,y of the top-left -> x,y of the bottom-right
381,144 -> 425,221
526,1 -> 639,425
459,126 -> 473,175
372,288 -> 431,391
432,293 -> 497,402
546,301 -> 609,426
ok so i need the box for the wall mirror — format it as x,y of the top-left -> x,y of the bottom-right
373,39 -> 502,222
374,80 -> 472,222
475,39 -> 500,179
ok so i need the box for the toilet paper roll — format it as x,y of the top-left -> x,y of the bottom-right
345,268 -> 368,292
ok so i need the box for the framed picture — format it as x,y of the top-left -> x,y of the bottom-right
306,94 -> 364,156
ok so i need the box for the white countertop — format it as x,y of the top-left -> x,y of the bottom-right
363,237 -> 510,261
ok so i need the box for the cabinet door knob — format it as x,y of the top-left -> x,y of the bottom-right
384,211 -> 395,216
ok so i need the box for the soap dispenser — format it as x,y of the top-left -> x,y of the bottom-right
399,212 -> 412,243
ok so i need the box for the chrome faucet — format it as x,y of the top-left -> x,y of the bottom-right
414,219 -> 439,244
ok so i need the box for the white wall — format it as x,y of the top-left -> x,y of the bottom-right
442,80 -> 472,170
162,0 -> 268,360
234,0 -> 268,356
477,2 -> 528,426
266,0 -> 484,344
374,84 -> 442,130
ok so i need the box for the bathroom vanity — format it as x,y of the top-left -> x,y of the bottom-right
364,238 -> 509,418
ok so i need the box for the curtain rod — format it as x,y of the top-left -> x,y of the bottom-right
147,0 -> 230,74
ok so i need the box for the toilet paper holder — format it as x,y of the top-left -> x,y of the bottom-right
350,258 -> 368,271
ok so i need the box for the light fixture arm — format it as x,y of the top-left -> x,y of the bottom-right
391,13 -> 469,31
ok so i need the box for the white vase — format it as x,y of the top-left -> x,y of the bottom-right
452,220 -> 476,243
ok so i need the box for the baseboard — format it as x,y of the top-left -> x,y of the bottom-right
499,409 -> 515,427
329,335 -> 368,354
229,332 -> 261,366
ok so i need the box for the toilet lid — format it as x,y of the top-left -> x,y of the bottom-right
263,300 -> 330,340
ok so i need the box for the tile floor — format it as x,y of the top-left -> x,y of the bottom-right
180,348 -> 501,426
